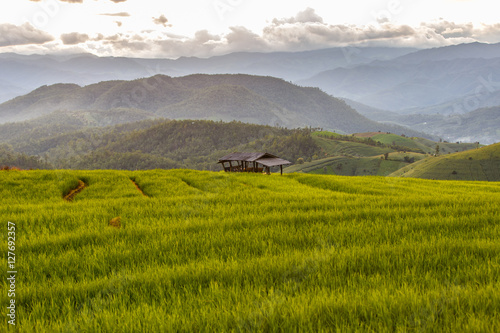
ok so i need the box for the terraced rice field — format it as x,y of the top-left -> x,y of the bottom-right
1,169 -> 499,331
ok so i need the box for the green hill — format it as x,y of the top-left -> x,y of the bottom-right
389,142 -> 500,181
0,119 -> 320,171
0,145 -> 50,169
160,84 -> 292,125
285,153 -> 426,176
0,74 -> 429,137
371,133 -> 425,151
287,132 -> 432,176
354,132 -> 478,154
0,108 -> 157,145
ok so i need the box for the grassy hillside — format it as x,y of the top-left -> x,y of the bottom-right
0,119 -> 482,178
389,142 -> 500,181
371,133 -> 424,151
1,170 -> 499,331
358,132 -> 478,154
287,131 -> 487,178
288,132 -> 430,176
285,153 -> 426,176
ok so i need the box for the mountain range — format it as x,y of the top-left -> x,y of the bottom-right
0,47 -> 416,104
0,74 -> 429,137
1,42 -> 499,145
298,42 -> 500,112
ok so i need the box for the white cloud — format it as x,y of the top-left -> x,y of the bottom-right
4,8 -> 500,58
272,7 -> 323,25
0,23 -> 54,47
65,18 -> 500,58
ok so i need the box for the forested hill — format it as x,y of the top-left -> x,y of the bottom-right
0,74 -> 426,137
0,119 -> 320,171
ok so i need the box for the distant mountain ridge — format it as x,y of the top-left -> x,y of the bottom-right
0,73 -> 430,137
344,98 -> 500,144
0,47 -> 417,103
298,42 -> 500,111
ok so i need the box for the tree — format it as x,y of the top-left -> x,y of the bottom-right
435,144 -> 440,156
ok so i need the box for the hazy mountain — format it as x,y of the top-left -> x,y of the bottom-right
399,90 -> 500,116
395,107 -> 500,144
342,98 -> 399,121
0,74 -> 429,138
298,42 -> 500,111
394,42 -> 500,64
0,47 -> 416,103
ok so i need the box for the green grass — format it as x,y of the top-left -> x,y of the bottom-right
285,152 -> 427,176
411,138 -> 478,155
372,133 -> 425,151
314,135 -> 392,157
390,143 -> 500,180
311,131 -> 343,138
1,169 -> 500,331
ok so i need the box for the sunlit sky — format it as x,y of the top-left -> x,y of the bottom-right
1,0 -> 499,58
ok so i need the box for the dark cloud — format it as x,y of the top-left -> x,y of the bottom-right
0,23 -> 54,47
153,15 -> 171,27
100,12 -> 131,17
61,32 -> 90,45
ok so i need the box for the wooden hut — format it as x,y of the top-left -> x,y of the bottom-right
218,152 -> 292,175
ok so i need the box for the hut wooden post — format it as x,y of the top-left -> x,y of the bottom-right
218,152 -> 291,175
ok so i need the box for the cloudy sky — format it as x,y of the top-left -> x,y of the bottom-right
1,0 -> 499,58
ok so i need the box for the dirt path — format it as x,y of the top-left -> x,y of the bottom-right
64,180 -> 86,201
130,179 -> 147,197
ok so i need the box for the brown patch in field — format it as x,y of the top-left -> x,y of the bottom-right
109,217 -> 121,228
1,166 -> 22,171
64,180 -> 86,201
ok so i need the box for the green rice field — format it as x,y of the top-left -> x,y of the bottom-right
1,169 -> 499,331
